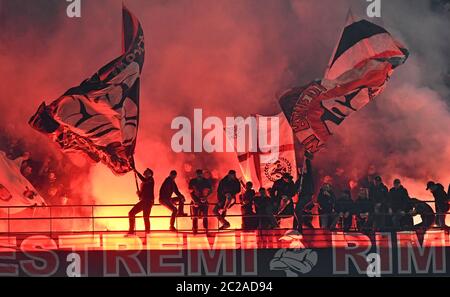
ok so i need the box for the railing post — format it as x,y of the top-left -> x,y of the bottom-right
7,207 -> 10,238
49,206 -> 52,238
175,203 -> 178,231
91,205 -> 95,234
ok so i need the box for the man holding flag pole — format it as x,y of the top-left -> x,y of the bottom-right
28,5 -> 149,233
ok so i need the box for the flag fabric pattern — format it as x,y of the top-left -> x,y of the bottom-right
0,151 -> 46,213
29,6 -> 145,175
225,113 -> 297,189
279,14 -> 408,154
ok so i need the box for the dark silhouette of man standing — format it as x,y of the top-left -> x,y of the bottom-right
426,181 -> 449,228
214,170 -> 241,230
128,167 -> 154,235
189,169 -> 212,234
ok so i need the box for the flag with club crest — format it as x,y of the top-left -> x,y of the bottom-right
225,113 -> 297,189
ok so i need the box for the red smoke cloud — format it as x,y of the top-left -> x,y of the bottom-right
0,0 -> 449,230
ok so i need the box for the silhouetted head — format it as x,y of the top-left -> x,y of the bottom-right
393,178 -> 401,189
259,187 -> 267,196
426,181 -> 436,191
195,169 -> 203,178
170,170 -> 177,179
245,181 -> 253,190
374,175 -> 382,186
144,168 -> 153,178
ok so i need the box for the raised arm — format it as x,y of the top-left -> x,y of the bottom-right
134,169 -> 145,182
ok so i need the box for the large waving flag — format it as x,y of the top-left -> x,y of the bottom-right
279,13 -> 408,154
29,6 -> 145,175
0,151 -> 46,213
225,113 -> 297,189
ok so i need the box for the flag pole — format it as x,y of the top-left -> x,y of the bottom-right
131,156 -> 139,192
292,150 -> 311,230
323,8 -> 354,79
297,152 -> 307,195
134,171 -> 139,192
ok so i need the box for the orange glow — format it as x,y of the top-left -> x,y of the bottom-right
2,230 -> 450,252
90,163 -> 245,232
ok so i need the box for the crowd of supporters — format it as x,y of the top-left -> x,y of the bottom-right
2,125 -> 449,234
238,168 -> 450,233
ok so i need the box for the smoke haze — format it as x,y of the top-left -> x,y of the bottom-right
0,0 -> 449,219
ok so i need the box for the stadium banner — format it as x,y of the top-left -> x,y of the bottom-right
0,230 -> 449,277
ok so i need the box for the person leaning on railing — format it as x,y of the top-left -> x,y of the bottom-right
426,181 -> 449,228
409,198 -> 435,230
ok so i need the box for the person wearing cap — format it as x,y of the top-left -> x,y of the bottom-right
128,166 -> 154,235
389,179 -> 412,230
426,181 -> 449,228
189,169 -> 212,234
370,175 -> 389,230
159,170 -> 187,231
214,170 -> 241,230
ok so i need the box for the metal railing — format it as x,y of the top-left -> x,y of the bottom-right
0,199 -> 446,236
